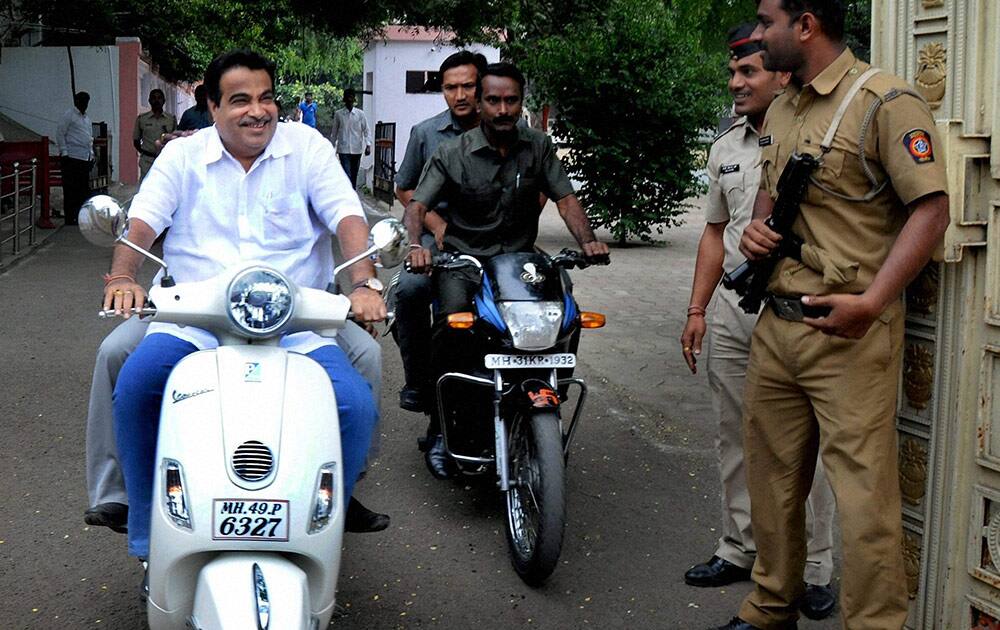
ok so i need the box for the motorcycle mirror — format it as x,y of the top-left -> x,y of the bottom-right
370,218 -> 409,268
79,194 -> 128,247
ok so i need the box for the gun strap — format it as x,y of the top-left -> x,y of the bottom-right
820,67 -> 882,152
814,67 -> 892,202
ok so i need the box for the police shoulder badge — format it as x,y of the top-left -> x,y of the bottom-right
903,129 -> 934,164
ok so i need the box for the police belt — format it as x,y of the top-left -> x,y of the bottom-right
768,295 -> 833,321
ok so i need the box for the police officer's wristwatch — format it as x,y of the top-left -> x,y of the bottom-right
352,277 -> 384,293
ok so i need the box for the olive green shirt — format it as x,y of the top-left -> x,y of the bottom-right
760,48 -> 948,296
412,125 -> 575,256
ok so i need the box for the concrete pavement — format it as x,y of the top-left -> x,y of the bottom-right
0,195 -> 842,628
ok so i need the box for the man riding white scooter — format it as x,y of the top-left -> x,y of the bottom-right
101,49 -> 385,591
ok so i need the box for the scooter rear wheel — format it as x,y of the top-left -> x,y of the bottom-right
504,411 -> 566,586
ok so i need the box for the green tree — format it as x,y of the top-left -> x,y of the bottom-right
521,0 -> 728,242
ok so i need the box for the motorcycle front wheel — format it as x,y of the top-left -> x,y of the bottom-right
504,411 -> 566,586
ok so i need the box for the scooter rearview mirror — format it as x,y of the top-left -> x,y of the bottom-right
79,194 -> 128,247
369,218 -> 409,269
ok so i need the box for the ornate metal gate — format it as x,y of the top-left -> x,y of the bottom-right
373,121 -> 396,206
873,1 -> 1000,627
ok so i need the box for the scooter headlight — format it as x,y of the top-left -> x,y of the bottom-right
309,463 -> 338,534
163,459 -> 192,529
227,268 -> 294,338
498,301 -> 564,351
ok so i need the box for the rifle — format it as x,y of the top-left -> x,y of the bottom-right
722,152 -> 819,314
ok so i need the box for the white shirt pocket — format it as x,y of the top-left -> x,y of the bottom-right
262,193 -> 312,250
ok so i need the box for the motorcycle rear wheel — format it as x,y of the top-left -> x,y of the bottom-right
504,411 -> 566,586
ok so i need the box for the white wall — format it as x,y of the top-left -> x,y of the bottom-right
362,40 -> 499,187
0,45 -> 120,176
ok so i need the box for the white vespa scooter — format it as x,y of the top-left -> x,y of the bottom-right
79,196 -> 408,630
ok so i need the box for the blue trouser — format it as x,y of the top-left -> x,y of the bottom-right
113,333 -> 377,558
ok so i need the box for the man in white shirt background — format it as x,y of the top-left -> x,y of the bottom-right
329,88 -> 371,189
100,50 -> 386,574
55,91 -> 94,225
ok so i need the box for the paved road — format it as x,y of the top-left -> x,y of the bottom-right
0,201 -> 841,629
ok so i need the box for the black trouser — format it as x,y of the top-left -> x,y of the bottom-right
338,153 -> 362,189
61,157 -> 92,225
393,233 -> 437,393
426,264 -> 484,435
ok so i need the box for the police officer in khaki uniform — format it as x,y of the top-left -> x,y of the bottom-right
712,2 -> 950,629
682,24 -> 837,621
132,89 -> 177,181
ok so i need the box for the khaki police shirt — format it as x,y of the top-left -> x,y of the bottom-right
759,48 -> 948,296
706,117 -> 763,274
133,111 -> 177,159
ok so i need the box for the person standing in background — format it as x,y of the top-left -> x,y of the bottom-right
177,85 -> 213,131
298,91 -> 318,128
133,89 -> 177,181
55,91 -> 94,225
329,88 -> 370,189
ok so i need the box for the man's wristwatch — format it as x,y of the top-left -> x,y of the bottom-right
352,277 -> 384,293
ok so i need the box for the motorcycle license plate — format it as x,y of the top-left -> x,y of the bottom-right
212,499 -> 289,541
484,353 -> 576,369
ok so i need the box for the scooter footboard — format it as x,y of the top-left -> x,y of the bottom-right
186,553 -> 315,630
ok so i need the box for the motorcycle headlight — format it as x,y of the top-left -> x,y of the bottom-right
498,301 -> 564,351
227,268 -> 294,338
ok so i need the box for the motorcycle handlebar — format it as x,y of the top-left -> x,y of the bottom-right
404,249 -> 610,273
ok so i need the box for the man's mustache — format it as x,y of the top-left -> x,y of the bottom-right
238,115 -> 273,126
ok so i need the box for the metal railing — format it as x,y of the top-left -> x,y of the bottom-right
0,159 -> 39,264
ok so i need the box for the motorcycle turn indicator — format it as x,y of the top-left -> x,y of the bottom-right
580,312 -> 606,328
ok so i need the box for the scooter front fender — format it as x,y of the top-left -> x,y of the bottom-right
161,553 -> 323,630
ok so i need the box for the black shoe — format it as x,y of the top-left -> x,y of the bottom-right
684,555 -> 752,587
711,618 -> 796,630
423,434 -> 455,480
84,502 -> 128,534
799,582 -> 837,620
345,497 -> 390,533
399,386 -> 425,413
711,619 -> 760,630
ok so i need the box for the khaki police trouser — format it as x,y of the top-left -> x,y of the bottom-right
707,296 -> 835,586
738,301 -> 908,630
139,155 -> 155,181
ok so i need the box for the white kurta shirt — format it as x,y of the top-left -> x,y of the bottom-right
329,107 -> 370,155
128,121 -> 366,352
56,107 -> 94,161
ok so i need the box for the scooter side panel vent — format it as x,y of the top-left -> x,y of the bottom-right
232,440 -> 274,481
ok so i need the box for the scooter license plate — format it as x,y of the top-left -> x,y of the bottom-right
212,499 -> 289,541
484,353 -> 576,369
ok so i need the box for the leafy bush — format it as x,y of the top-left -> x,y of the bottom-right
520,0 -> 727,242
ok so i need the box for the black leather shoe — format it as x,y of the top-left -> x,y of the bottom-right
344,497 -> 390,533
710,618 -> 796,630
399,386 -> 425,413
684,555 -> 752,587
711,618 -> 761,630
84,502 -> 128,534
423,434 -> 456,480
799,582 -> 837,620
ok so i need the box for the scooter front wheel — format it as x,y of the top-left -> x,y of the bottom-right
504,411 -> 566,586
